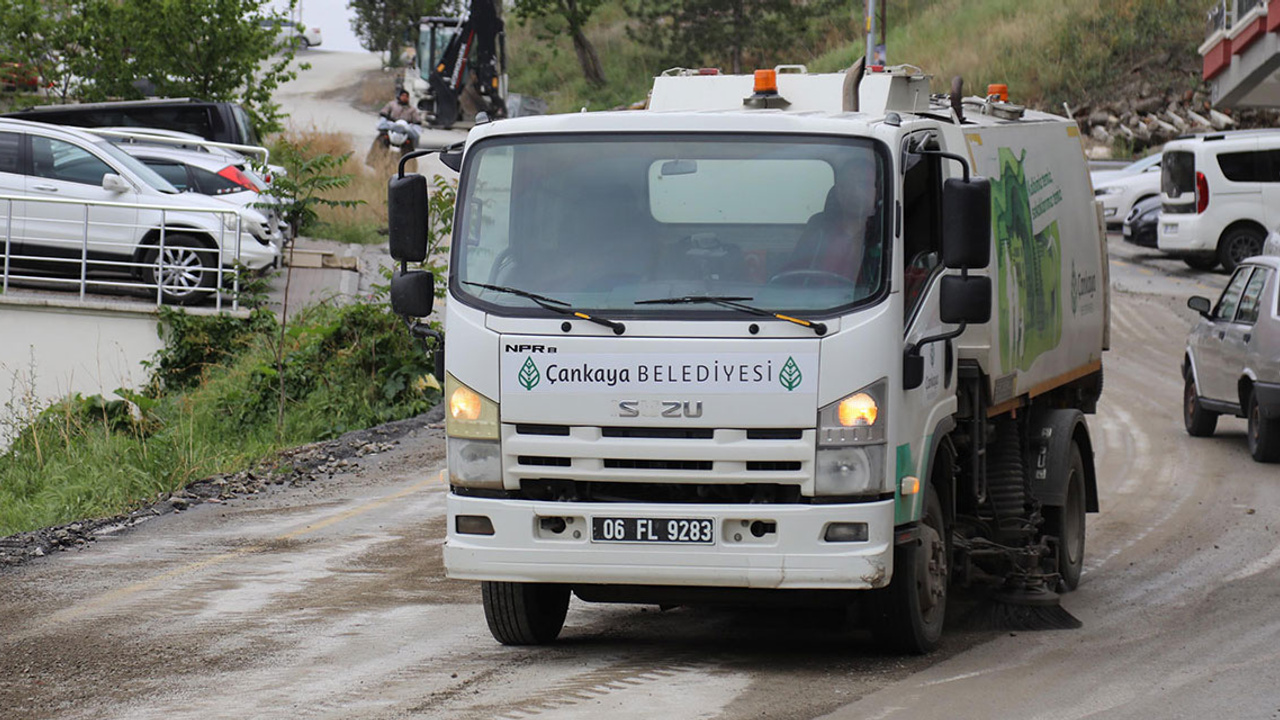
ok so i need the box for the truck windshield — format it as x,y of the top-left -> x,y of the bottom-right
453,134 -> 889,316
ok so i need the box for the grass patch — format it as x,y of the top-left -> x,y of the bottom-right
269,127 -> 401,243
810,0 -> 1204,109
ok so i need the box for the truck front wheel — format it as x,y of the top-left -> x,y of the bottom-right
481,581 -> 570,645
874,485 -> 948,654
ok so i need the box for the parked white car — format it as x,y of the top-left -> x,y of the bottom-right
262,19 -> 322,49
1183,255 -> 1280,462
1158,129 -> 1280,272
0,118 -> 279,304
1092,152 -> 1162,229
114,143 -> 288,241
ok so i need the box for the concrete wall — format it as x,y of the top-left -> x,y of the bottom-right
0,296 -> 164,438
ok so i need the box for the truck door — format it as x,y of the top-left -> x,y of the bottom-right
898,128 -> 952,523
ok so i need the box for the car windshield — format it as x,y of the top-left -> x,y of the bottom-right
94,139 -> 179,193
454,134 -> 889,316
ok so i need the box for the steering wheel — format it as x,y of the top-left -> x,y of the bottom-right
768,269 -> 857,289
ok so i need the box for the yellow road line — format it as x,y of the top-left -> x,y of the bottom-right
30,473 -> 442,631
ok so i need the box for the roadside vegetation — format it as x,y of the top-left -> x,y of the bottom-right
0,137 -> 453,537
505,0 -> 1205,114
0,0 -> 302,131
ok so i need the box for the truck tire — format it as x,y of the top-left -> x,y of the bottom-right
1218,227 -> 1264,273
1043,443 -> 1086,591
874,485 -> 947,654
1247,391 -> 1280,463
1184,374 -> 1218,437
481,581 -> 570,645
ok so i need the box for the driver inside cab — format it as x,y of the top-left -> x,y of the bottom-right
779,154 -> 881,289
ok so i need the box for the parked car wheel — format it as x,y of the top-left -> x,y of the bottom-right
1183,373 -> 1218,437
1183,254 -> 1218,271
1218,227 -> 1264,273
1247,391 -> 1280,463
143,234 -> 218,305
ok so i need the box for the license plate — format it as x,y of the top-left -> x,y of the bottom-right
1123,224 -> 1132,236
1163,224 -> 1178,235
592,517 -> 715,544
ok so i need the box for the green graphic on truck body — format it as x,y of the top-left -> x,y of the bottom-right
992,147 -> 1063,373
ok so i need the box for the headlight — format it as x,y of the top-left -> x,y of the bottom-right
818,379 -> 886,447
448,438 -> 502,489
445,373 -> 499,440
816,379 -> 890,496
815,445 -> 887,497
1095,186 -> 1123,196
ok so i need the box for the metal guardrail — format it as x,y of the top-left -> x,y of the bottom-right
1239,0 -> 1264,21
0,193 -> 258,310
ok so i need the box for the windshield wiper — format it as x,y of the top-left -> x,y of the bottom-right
464,281 -> 626,335
636,295 -> 827,336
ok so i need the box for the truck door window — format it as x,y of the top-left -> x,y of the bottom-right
901,147 -> 943,319
461,145 -> 514,284
1214,267 -> 1253,320
1234,268 -> 1269,324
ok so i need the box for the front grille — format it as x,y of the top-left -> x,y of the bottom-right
603,458 -> 713,471
747,461 -> 802,471
502,424 -> 814,490
519,479 -> 803,504
515,423 -> 571,436
518,455 -> 572,467
601,426 -> 714,439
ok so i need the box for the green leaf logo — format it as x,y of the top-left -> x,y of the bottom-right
779,356 -> 802,391
518,356 -> 541,390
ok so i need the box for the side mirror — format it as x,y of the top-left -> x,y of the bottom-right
388,173 -> 429,262
391,270 -> 435,318
940,275 -> 991,324
102,173 -> 131,193
1187,295 -> 1212,318
903,352 -> 925,391
942,177 -> 991,269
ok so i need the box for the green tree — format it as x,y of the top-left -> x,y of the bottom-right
0,0 -> 302,134
514,0 -> 607,86
628,0 -> 816,75
349,0 -> 441,68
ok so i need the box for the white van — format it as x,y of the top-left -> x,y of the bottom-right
1158,129 -> 1280,272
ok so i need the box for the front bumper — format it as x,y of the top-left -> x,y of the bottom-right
444,493 -> 895,590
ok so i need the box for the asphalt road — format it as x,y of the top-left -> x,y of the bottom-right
3,235 -> 1279,719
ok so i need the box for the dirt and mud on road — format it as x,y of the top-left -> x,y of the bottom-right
4,237 -> 1280,719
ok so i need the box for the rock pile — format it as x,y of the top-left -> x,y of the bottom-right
1070,82 -> 1280,157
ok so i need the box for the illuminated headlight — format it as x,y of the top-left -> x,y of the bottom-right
818,379 -> 886,447
448,437 -> 502,489
445,373 -> 499,440
816,379 -> 888,496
